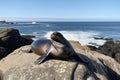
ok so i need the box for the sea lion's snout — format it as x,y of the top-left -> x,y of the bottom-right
51,33 -> 56,40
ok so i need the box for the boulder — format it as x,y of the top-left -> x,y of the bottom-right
97,40 -> 120,63
0,28 -> 33,59
0,41 -> 120,80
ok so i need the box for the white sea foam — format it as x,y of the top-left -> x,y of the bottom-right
44,31 -> 54,39
44,31 -> 106,46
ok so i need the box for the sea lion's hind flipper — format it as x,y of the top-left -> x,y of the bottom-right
34,51 -> 51,64
73,53 -> 90,64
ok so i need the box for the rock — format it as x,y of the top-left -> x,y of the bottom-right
0,21 -> 6,24
0,21 -> 14,24
22,35 -> 35,39
69,40 -> 90,51
88,42 -> 100,48
21,37 -> 33,46
93,37 -> 113,41
0,28 -> 33,59
115,53 -> 120,64
97,40 -> 120,63
3,61 -> 107,80
0,47 -> 8,59
0,28 -> 21,50
87,45 -> 97,51
0,41 -> 120,80
0,45 -> 39,73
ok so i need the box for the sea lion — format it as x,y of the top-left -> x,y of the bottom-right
50,32 -> 89,63
31,32 -> 89,64
31,38 -> 73,64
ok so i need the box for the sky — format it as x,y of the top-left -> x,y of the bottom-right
0,0 -> 120,20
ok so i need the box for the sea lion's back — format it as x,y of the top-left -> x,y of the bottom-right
31,39 -> 52,55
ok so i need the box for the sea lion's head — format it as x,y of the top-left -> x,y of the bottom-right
51,32 -> 67,44
50,32 -> 75,59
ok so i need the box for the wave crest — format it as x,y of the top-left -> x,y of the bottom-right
44,31 -> 106,46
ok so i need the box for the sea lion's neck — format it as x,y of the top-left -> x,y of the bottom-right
54,36 -> 72,47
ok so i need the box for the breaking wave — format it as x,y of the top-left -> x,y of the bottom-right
44,31 -> 106,46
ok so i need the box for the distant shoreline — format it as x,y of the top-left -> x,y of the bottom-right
0,20 -> 14,24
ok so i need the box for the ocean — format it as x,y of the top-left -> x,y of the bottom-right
0,22 -> 120,46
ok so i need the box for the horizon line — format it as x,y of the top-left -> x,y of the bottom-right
1,17 -> 120,22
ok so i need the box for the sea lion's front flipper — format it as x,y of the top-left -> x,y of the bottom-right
34,51 -> 51,64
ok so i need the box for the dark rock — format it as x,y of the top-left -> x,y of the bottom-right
93,37 -> 113,41
20,37 -> 33,46
0,47 -> 8,59
115,53 -> 120,63
0,28 -> 33,59
0,21 -> 14,24
0,21 -> 6,24
0,28 -> 21,50
8,22 -> 14,24
22,35 -> 35,39
88,42 -> 99,47
96,40 -> 120,63
87,45 -> 97,51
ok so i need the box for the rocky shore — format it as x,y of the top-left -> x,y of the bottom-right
0,28 -> 120,80
88,40 -> 120,64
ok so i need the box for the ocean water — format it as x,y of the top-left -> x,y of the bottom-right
0,22 -> 120,46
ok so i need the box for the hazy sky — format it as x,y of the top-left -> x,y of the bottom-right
0,0 -> 120,19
